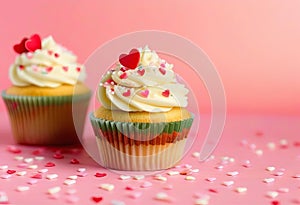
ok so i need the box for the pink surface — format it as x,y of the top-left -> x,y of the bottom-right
1,0 -> 300,114
1,111 -> 300,205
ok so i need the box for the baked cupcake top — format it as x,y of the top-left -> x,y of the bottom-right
9,34 -> 86,88
98,46 -> 189,113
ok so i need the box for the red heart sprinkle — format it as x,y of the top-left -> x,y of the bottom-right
7,170 -> 16,174
159,67 -> 166,75
62,66 -> 68,72
208,188 -> 218,193
137,69 -> 145,76
54,53 -> 60,58
119,48 -> 140,69
32,149 -> 43,155
13,37 -> 29,54
125,186 -> 134,191
19,65 -> 25,70
140,89 -> 149,98
25,34 -> 41,52
271,201 -> 280,205
119,72 -> 127,79
95,173 -> 107,178
70,159 -> 80,164
120,67 -> 127,72
46,67 -> 53,73
7,145 -> 22,154
162,89 -> 170,97
91,196 -> 103,203
53,153 -> 64,159
76,67 -> 81,72
45,162 -> 55,167
31,174 -> 42,179
122,90 -> 131,97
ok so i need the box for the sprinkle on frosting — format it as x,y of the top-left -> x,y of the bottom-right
97,46 -> 189,112
10,34 -> 86,88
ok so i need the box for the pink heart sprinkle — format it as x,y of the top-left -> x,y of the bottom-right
159,67 -> 166,75
119,72 -> 127,79
95,173 -> 107,178
62,66 -> 68,72
48,50 -> 53,55
46,67 -> 53,73
7,146 -> 22,154
122,90 -> 131,97
140,89 -> 149,98
128,192 -> 142,199
162,89 -> 170,97
137,69 -> 145,76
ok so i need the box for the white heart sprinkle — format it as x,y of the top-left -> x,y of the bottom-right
77,168 -> 86,172
195,198 -> 209,205
222,181 -> 234,186
64,179 -> 76,186
206,177 -> 216,182
46,174 -> 58,180
111,200 -> 126,205
0,165 -> 8,170
16,171 -> 27,176
1,174 -> 11,179
266,166 -> 276,172
24,158 -> 34,163
35,156 -> 45,161
277,187 -> 289,193
99,183 -> 114,191
267,142 -> 276,150
185,176 -> 196,181
16,186 -> 30,192
274,171 -> 284,176
66,189 -> 77,195
48,186 -> 61,195
235,187 -> 247,193
266,191 -> 279,198
167,171 -> 179,176
67,175 -> 78,180
0,192 -> 8,203
226,171 -> 239,176
155,192 -> 173,202
192,152 -> 200,158
255,149 -> 263,156
128,192 -> 142,199
119,175 -> 131,180
292,174 -> 300,178
27,179 -> 38,185
263,178 -> 275,183
154,175 -> 167,181
38,169 -> 48,173
27,165 -> 38,170
14,156 -> 24,161
133,175 -> 144,180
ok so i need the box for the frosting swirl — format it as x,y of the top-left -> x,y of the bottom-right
9,36 -> 86,87
98,46 -> 189,112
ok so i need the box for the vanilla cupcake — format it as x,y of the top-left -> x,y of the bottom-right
90,46 -> 193,171
2,34 -> 91,145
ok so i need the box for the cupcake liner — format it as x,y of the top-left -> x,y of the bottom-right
90,113 -> 193,171
2,91 -> 91,145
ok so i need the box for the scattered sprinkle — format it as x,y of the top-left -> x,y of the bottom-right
255,149 -> 263,156
0,165 -> 8,170
119,175 -> 131,180
67,175 -> 78,180
235,187 -> 247,193
263,178 -> 275,183
266,166 -> 276,172
277,187 -> 289,193
70,159 -> 80,164
222,181 -> 234,186
111,200 -> 126,205
154,175 -> 167,182
27,164 -> 38,170
64,179 -> 76,186
46,174 -> 58,180
154,192 -> 174,202
47,186 -> 61,195
38,168 -> 48,173
16,186 -> 30,192
192,152 -> 200,158
128,192 -> 142,199
133,175 -> 144,180
140,181 -> 153,188
16,171 -> 27,176
95,172 -> 107,178
24,158 -> 34,163
167,171 -> 179,176
185,176 -> 196,181
226,171 -> 239,176
77,168 -> 86,172
27,179 -> 38,185
266,191 -> 279,199
99,183 -> 114,191
205,177 -> 216,182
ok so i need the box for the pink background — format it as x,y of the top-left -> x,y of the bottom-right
1,0 -> 300,115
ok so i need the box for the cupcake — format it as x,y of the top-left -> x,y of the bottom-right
90,46 -> 193,171
2,34 -> 91,145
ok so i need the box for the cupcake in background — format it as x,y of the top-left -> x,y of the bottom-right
90,46 -> 193,171
2,34 -> 91,145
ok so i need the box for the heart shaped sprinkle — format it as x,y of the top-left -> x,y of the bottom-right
62,66 -> 68,72
53,153 -> 64,159
159,67 -> 166,75
122,90 -> 131,97
137,69 -> 145,76
162,89 -> 170,97
70,159 -> 80,164
7,146 -> 21,154
120,67 -> 127,72
31,174 -> 42,179
25,34 -> 41,52
19,65 -> 25,70
54,53 -> 59,58
13,37 -> 29,54
140,89 -> 149,98
76,67 -> 81,72
46,67 -> 53,73
91,196 -> 103,203
48,50 -> 53,55
119,48 -> 140,69
45,162 -> 55,167
95,173 -> 107,178
119,72 -> 127,79
7,170 -> 16,174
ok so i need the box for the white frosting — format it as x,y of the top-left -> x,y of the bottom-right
98,46 -> 189,113
9,36 -> 86,87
